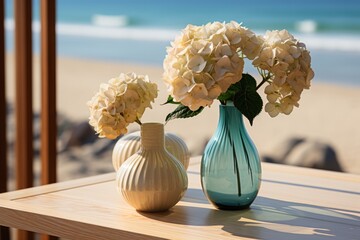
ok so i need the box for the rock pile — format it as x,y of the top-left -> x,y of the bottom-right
5,104 -> 116,190
4,104 -> 343,191
263,137 -> 342,172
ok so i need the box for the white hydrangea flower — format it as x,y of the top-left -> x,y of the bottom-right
163,21 -> 263,111
253,30 -> 314,117
264,102 -> 281,118
88,73 -> 158,139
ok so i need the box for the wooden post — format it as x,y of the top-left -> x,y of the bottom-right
14,0 -> 34,239
40,1 -> 57,239
0,0 -> 7,194
40,0 -> 57,185
0,0 -> 11,239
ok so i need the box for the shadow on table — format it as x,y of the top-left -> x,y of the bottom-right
262,178 -> 360,196
139,188 -> 360,240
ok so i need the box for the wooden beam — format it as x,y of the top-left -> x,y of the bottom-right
0,0 -> 10,239
14,0 -> 34,239
14,0 -> 33,190
0,0 -> 7,194
40,1 -> 57,239
40,0 -> 57,185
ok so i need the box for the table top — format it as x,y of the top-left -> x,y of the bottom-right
0,157 -> 359,240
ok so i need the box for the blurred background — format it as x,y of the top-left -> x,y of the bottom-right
4,0 -> 360,84
3,0 -> 360,187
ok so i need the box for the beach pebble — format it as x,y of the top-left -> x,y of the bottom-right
262,137 -> 305,164
92,138 -> 117,157
4,101 -> 346,192
61,121 -> 98,149
263,137 -> 342,172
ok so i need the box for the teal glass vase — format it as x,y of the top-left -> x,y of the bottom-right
201,102 -> 261,210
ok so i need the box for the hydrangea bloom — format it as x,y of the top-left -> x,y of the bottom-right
88,73 -> 158,139
163,21 -> 263,111
253,30 -> 314,117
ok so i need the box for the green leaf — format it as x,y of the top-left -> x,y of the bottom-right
240,73 -> 257,90
165,104 -> 204,123
233,74 -> 263,125
218,80 -> 242,102
161,95 -> 179,105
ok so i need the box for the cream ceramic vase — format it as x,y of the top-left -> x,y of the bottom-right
116,123 -> 188,212
112,131 -> 190,171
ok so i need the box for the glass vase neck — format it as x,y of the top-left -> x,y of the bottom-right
141,123 -> 165,149
218,103 -> 245,128
201,101 -> 261,210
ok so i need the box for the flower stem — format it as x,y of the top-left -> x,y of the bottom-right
256,76 -> 270,90
135,118 -> 142,125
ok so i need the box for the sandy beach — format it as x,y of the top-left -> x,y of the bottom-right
5,54 -> 360,175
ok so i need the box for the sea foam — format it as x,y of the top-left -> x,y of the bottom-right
5,19 -> 178,42
5,19 -> 360,52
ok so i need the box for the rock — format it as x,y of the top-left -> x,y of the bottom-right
58,144 -> 114,182
262,137 -> 305,163
58,159 -> 90,182
263,137 -> 342,172
286,140 -> 342,171
92,138 -> 117,157
5,103 -> 116,188
57,113 -> 74,135
61,121 -> 98,150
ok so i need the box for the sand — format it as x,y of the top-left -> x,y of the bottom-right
5,54 -> 360,174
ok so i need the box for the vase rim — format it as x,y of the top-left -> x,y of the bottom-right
220,102 -> 236,107
220,105 -> 236,107
219,102 -> 243,115
141,122 -> 164,127
140,122 -> 165,149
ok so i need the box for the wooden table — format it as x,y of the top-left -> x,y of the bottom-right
0,157 -> 359,239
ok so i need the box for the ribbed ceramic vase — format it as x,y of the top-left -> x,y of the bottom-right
201,103 -> 261,210
112,131 -> 190,171
117,123 -> 188,212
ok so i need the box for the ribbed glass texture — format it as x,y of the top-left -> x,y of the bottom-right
112,131 -> 190,171
201,103 -> 261,210
117,123 -> 188,212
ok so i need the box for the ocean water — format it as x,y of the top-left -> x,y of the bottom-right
4,0 -> 360,86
